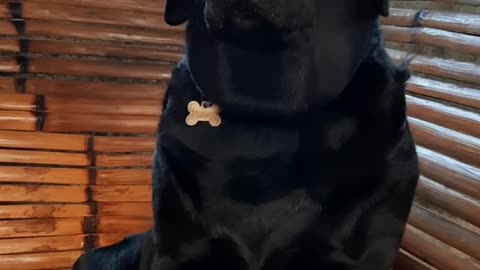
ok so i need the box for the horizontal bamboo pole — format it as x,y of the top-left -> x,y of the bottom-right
0,149 -> 89,166
0,250 -> 82,270
43,113 -> 158,134
408,204 -> 480,260
0,184 -> 87,203
409,117 -> 480,167
97,202 -> 152,218
28,58 -> 173,80
92,185 -> 152,202
97,217 -> 151,234
26,19 -> 184,46
0,78 -> 15,93
0,130 -> 88,151
0,111 -> 37,131
416,176 -> 480,228
393,249 -> 438,270
0,166 -> 88,185
26,0 -> 166,12
0,57 -> 19,73
383,25 -> 480,56
398,0 -> 480,5
0,20 -> 16,35
26,78 -> 166,100
95,153 -> 153,167
401,225 -> 480,270
0,234 -> 84,255
0,94 -> 36,111
96,169 -> 151,185
93,136 -> 155,153
384,8 -> 480,36
21,2 -> 179,31
407,76 -> 480,110
45,96 -> 161,116
417,147 -> 480,200
97,233 -> 130,248
407,95 -> 480,138
28,39 -> 183,62
388,49 -> 480,86
0,218 -> 84,238
0,39 -> 19,53
0,204 -> 90,219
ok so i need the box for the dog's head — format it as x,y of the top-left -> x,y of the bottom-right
163,0 -> 392,114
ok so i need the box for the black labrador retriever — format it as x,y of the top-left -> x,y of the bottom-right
72,0 -> 419,269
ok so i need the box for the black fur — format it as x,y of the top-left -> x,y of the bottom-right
72,0 -> 418,269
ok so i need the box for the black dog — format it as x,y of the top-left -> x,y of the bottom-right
72,0 -> 419,269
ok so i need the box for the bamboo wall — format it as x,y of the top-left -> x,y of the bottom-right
0,0 -> 478,270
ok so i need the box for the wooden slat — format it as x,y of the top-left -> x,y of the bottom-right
92,185 -> 152,202
97,202 -> 152,218
22,2 -> 177,31
97,217 -> 151,234
45,97 -> 161,116
0,110 -> 37,131
0,235 -> 84,255
28,58 -> 173,80
388,49 -> 480,86
417,147 -> 480,201
95,169 -> 151,185
401,226 -> 480,270
0,204 -> 90,219
383,25 -> 480,56
93,136 -> 155,153
409,117 -> 480,167
0,78 -> 15,93
0,166 -> 88,185
0,250 -> 82,270
43,113 -> 158,134
0,218 -> 83,238
407,76 -> 480,110
393,249 -> 438,270
407,95 -> 480,138
95,153 -> 153,167
416,176 -> 480,228
0,149 -> 89,166
28,39 -> 182,62
26,20 -> 184,46
0,93 -> 36,111
0,130 -> 88,151
26,79 -> 166,100
0,185 -> 87,203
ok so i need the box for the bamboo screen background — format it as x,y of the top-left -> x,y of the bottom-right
0,1 -> 479,270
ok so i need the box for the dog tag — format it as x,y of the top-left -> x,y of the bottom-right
185,101 -> 222,127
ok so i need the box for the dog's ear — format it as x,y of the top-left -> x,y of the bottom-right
164,0 -> 195,26
375,0 -> 390,17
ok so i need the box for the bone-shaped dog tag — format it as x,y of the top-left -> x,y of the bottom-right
185,101 -> 222,127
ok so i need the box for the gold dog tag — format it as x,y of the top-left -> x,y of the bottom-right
185,101 -> 222,127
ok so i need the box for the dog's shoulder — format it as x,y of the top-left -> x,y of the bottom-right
71,232 -> 150,270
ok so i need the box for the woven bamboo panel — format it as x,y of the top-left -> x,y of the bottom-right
0,0 -> 478,270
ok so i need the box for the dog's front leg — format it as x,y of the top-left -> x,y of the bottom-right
72,232 -> 150,270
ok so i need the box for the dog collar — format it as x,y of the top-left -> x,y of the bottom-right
185,61 -> 222,127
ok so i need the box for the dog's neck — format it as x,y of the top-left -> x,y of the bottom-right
184,18 -> 382,119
